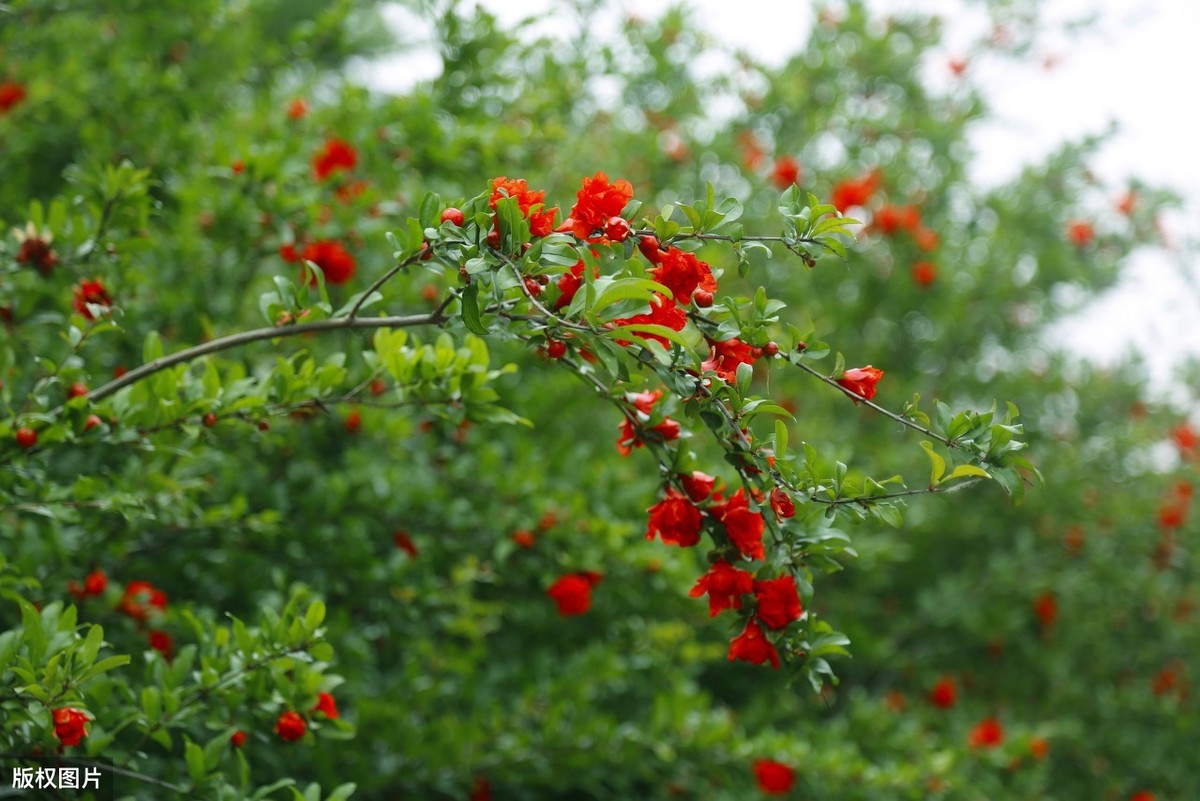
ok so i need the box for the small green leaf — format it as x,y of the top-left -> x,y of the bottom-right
460,284 -> 488,335
920,441 -> 946,486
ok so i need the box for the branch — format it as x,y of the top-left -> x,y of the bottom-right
83,311 -> 450,405
790,359 -> 955,447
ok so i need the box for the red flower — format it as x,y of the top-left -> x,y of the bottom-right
275,711 -> 307,742
563,172 -> 634,239
752,759 -> 795,795
1117,189 -> 1136,216
69,569 -> 108,601
769,488 -> 795,520
627,389 -> 662,414
1066,220 -> 1094,247
393,530 -> 418,558
703,337 -> 757,383
967,716 -> 1004,749
612,295 -> 688,348
231,159 -> 245,175
490,176 -> 558,238
118,580 -> 168,622
511,529 -> 536,549
711,489 -> 766,560
1029,736 -> 1048,760
689,559 -> 755,616
912,226 -> 940,252
836,365 -> 883,403
645,489 -> 703,548
299,239 -> 357,285
831,170 -> 880,212
14,223 -> 59,274
312,692 -> 339,719
469,776 -> 492,801
728,620 -> 780,668
1130,792 -> 1156,801
912,260 -> 937,286
1150,663 -> 1181,697
1172,423 -> 1197,454
72,278 -> 113,320
51,708 -> 90,748
1032,592 -> 1058,629
753,575 -> 802,630
680,471 -> 716,502
148,630 -> 174,659
770,156 -> 802,190
0,81 -> 27,114
555,261 -> 587,310
312,137 -> 358,181
344,408 -> 362,433
1158,504 -> 1186,529
649,247 -> 717,305
547,573 -> 601,616
230,730 -> 247,748
287,98 -> 309,120
928,677 -> 957,708
873,203 -> 920,235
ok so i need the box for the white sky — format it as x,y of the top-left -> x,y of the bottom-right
363,0 -> 1200,393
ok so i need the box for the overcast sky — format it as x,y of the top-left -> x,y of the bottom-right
364,0 -> 1200,394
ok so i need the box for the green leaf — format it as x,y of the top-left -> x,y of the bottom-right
460,284 -> 488,335
945,464 -> 991,481
305,600 -> 326,630
185,737 -> 206,784
593,278 -> 673,312
920,441 -> 946,486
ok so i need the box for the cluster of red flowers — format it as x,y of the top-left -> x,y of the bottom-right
72,278 -> 113,320
272,692 -> 340,743
871,202 -> 939,253
967,716 -> 1004,748
68,569 -> 108,601
312,136 -> 358,181
830,169 -> 881,213
616,389 -> 681,456
546,571 -> 603,616
280,239 -> 357,285
559,171 -> 633,240
489,176 -> 558,242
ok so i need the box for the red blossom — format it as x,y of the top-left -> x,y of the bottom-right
711,489 -> 766,560
511,529 -> 536,549
831,170 -> 881,212
948,57 -> 968,76
645,489 -> 703,547
562,172 -> 634,239
547,573 -> 601,616
1032,591 -> 1058,629
649,247 -> 717,305
1117,189 -> 1136,216
52,708 -> 90,748
230,730 -> 248,748
275,711 -> 307,742
753,574 -> 802,630
1130,792 -> 1156,801
627,389 -> 663,415
1066,220 -> 1094,247
612,295 -> 688,348
912,225 -> 940,252
469,776 -> 492,801
873,203 -> 920,235
14,224 -> 59,274
728,620 -> 780,668
689,559 -> 755,617
393,530 -> 419,558
118,580 -> 168,622
148,630 -> 173,659
769,488 -> 795,520
312,692 -> 339,719
912,260 -> 938,286
72,278 -> 113,320
1172,423 -> 1197,454
967,716 -> 1004,749
1029,736 -> 1049,760
770,156 -> 802,189
554,261 -> 590,310
1158,504 -> 1186,529
312,137 -> 358,181
836,365 -> 884,403
287,98 -> 309,120
703,337 -> 758,383
928,677 -> 957,708
69,569 -> 108,601
299,239 -> 357,285
752,759 -> 795,795
680,471 -> 716,502
490,176 -> 558,238
0,81 -> 27,114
